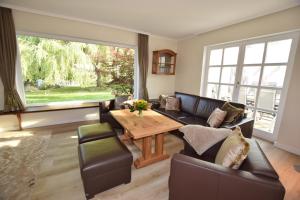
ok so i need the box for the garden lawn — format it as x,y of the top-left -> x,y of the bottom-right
25,87 -> 115,104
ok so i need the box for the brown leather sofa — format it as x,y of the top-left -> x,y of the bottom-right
99,95 -> 129,130
152,92 -> 254,138
169,137 -> 285,200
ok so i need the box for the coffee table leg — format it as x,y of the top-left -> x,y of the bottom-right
155,133 -> 169,160
142,136 -> 152,160
134,134 -> 169,168
121,129 -> 133,143
155,133 -> 164,155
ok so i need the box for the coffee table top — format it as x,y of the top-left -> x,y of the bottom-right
110,109 -> 183,139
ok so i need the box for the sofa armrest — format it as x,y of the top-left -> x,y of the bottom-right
149,99 -> 160,109
221,117 -> 254,138
169,154 -> 285,200
99,99 -> 115,114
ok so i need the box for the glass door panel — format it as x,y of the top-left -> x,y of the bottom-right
238,87 -> 257,107
265,39 -> 292,63
205,34 -> 295,137
257,89 -> 280,111
255,111 -> 277,133
223,47 -> 239,65
261,65 -> 286,87
219,85 -> 234,101
207,67 -> 221,82
206,84 -> 219,99
238,39 -> 291,134
209,49 -> 223,65
241,66 -> 261,86
206,46 -> 239,101
244,43 -> 265,64
221,67 -> 236,84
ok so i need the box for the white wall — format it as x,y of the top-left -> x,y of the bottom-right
0,10 -> 177,129
175,6 -> 300,154
147,36 -> 177,99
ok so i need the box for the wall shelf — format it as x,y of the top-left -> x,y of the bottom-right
152,49 -> 177,75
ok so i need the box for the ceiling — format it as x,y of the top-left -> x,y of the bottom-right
1,0 -> 300,39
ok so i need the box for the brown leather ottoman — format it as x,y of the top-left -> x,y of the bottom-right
77,122 -> 115,144
78,136 -> 133,199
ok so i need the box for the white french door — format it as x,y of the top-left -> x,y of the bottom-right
202,31 -> 299,141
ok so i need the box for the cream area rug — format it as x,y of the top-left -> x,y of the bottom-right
0,131 -> 51,200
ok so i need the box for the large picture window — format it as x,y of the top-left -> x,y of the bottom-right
202,31 -> 299,140
17,34 -> 136,105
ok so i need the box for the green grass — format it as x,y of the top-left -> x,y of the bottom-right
25,86 -> 115,104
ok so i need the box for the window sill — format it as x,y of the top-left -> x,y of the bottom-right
24,101 -> 100,113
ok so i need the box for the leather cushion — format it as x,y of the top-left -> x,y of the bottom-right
79,137 -> 132,178
175,92 -> 199,114
77,123 -> 115,143
240,139 -> 279,179
181,139 -> 225,163
178,116 -> 209,126
195,97 -> 245,119
153,108 -> 191,120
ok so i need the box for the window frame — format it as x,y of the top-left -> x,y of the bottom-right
16,31 -> 139,107
201,30 -> 300,142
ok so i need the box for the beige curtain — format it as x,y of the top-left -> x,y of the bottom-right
138,33 -> 149,100
0,7 -> 25,112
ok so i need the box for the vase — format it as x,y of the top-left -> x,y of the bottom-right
138,109 -> 143,117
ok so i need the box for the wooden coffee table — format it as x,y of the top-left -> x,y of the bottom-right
110,109 -> 183,168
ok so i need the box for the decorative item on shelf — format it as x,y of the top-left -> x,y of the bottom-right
295,165 -> 300,173
129,99 -> 148,117
152,49 -> 177,75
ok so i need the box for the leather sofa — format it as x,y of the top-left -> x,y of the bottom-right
152,92 -> 254,138
162,94 -> 285,200
99,95 -> 129,130
169,139 -> 285,200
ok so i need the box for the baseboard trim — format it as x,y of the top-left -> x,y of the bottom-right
274,142 -> 300,156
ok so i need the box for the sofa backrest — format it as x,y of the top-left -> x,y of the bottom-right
173,92 -> 246,119
175,92 -> 199,115
195,96 -> 245,119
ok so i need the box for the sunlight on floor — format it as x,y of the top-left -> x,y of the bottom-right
0,131 -> 33,139
22,120 -> 43,128
0,140 -> 21,148
70,135 -> 78,139
84,113 -> 98,120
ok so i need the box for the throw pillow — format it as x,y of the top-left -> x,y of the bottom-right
165,97 -> 180,111
221,102 -> 244,123
215,126 -> 250,169
179,125 -> 232,155
159,94 -> 169,108
115,95 -> 130,109
122,99 -> 135,109
207,108 -> 227,128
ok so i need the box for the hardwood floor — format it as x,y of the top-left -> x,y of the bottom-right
27,121 -> 300,200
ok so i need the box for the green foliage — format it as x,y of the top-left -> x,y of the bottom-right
130,100 -> 148,112
111,84 -> 132,96
18,35 -> 135,101
25,86 -> 114,104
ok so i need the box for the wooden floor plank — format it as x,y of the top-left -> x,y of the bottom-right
24,121 -> 300,200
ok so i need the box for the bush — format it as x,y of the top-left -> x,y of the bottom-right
111,84 -> 132,96
25,85 -> 38,92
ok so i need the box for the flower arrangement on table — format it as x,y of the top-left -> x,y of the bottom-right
129,99 -> 149,116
